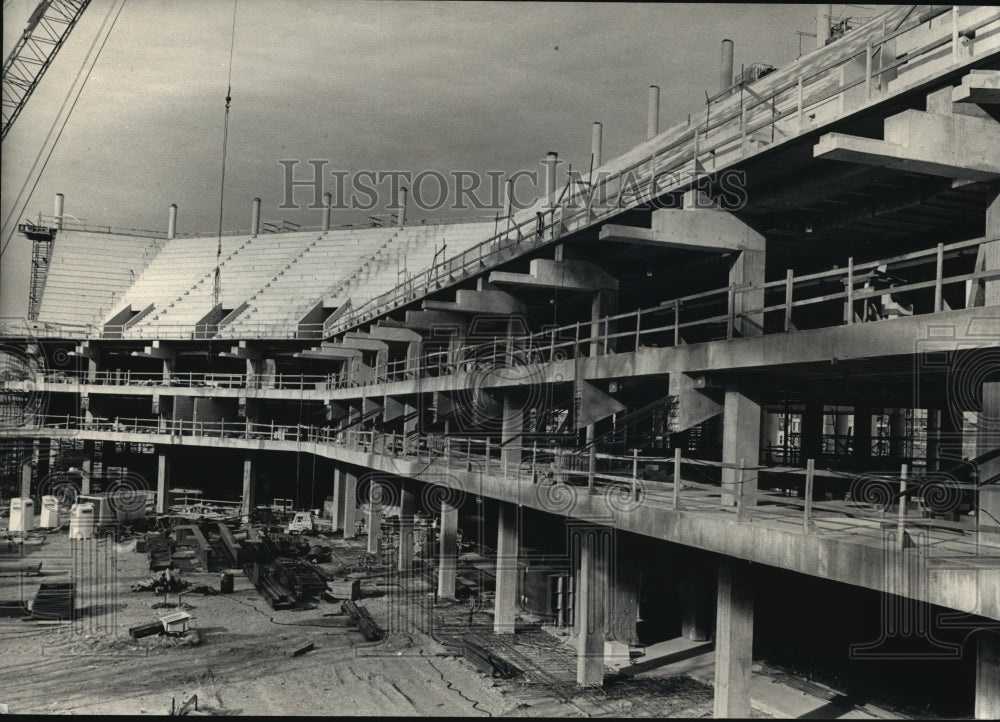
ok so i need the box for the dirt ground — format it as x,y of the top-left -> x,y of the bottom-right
0,523 -> 881,718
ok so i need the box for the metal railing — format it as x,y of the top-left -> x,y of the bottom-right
330,6 -> 999,336
15,412 -> 990,546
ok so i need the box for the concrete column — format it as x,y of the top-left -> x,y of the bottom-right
81,440 -> 94,495
35,439 -> 51,485
983,188 -> 1000,306
853,405 -> 873,461
241,456 -> 255,518
87,355 -> 99,383
251,197 -> 261,237
501,394 -> 524,475
331,467 -> 343,531
888,409 -> 907,459
729,233 -> 766,338
494,501 -> 519,634
817,4 -> 831,49
322,192 -> 332,231
438,498 -> 459,598
343,467 -> 358,539
576,526 -> 609,686
54,193 -> 65,229
721,386 -> 761,508
713,557 -> 754,718
367,482 -> 383,554
591,122 -> 603,168
647,85 -> 660,140
680,574 -> 714,642
156,449 -> 171,514
167,204 -> 177,240
21,460 -> 32,498
977,376 -> 1000,548
834,409 -> 851,456
800,400 -> 824,465
976,631 -> 1000,719
162,356 -> 175,385
398,480 -> 415,572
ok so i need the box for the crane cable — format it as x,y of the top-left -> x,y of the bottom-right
0,0 -> 127,261
212,0 -> 237,310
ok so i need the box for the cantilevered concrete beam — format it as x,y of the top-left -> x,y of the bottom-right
338,335 -> 389,353
599,203 -> 761,253
403,309 -> 466,332
367,325 -> 422,344
221,340 -> 262,360
295,345 -> 363,361
423,289 -> 525,316
953,70 -> 1000,112
668,374 -> 723,432
489,258 -> 619,292
133,340 -> 175,360
815,109 -> 1000,182
575,380 -> 626,430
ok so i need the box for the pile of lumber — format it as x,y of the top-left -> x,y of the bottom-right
31,582 -> 75,621
342,600 -> 383,641
244,562 -> 295,610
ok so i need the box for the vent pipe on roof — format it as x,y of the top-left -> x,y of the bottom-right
817,4 -> 832,48
544,151 -> 559,208
647,85 -> 660,140
720,40 -> 734,94
167,204 -> 177,240
591,122 -> 603,168
54,193 -> 64,230
322,192 -> 332,231
398,187 -> 407,227
251,197 -> 261,237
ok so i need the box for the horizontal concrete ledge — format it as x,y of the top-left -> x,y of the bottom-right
9,424 -> 1000,620
12,307 -> 999,403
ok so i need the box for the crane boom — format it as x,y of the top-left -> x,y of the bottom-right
1,0 -> 91,142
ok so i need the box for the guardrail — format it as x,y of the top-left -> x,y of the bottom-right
331,6 -> 1000,336
16,413 -> 990,546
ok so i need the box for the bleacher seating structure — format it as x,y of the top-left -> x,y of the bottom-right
34,231 -> 167,329
74,221 -> 498,338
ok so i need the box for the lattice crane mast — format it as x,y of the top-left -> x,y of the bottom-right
1,0 -> 91,142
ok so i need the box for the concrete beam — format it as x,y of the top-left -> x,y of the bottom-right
402,309 -> 467,332
489,258 -> 619,292
713,557 -> 754,718
575,380 -> 626,430
295,346 -> 363,361
599,204 -> 762,254
340,334 -> 390,352
815,110 -> 1000,182
669,374 -> 723,433
134,340 -> 175,361
368,325 -> 422,343
423,289 -> 525,316
953,70 -> 1000,106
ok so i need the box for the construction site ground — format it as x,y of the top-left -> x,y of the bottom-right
1,524 -> 909,717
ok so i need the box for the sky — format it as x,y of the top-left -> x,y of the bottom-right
0,1 -> 874,317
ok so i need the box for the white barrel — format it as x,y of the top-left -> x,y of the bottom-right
40,495 -> 61,528
69,503 -> 96,540
9,498 -> 35,532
